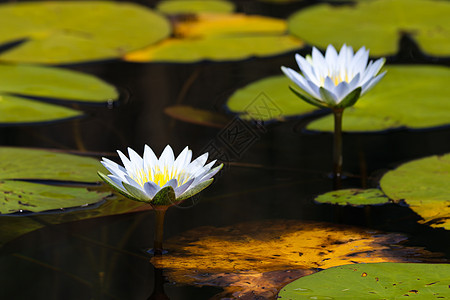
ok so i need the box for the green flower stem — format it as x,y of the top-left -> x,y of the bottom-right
333,108 -> 344,190
153,207 -> 168,255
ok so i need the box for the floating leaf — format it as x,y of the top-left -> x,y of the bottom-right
0,147 -> 108,214
380,153 -> 450,230
287,0 -> 450,57
164,105 -> 230,128
125,13 -> 303,62
156,0 -> 235,14
227,76 -> 316,121
315,188 -> 390,207
0,2 -> 170,64
0,64 -> 118,125
278,263 -> 450,299
151,220 -> 438,298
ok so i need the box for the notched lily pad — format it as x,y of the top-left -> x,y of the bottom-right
151,220 -> 439,299
0,1 -> 171,64
380,153 -> 450,230
315,188 -> 390,207
287,0 -> 450,57
227,75 -> 316,121
278,262 -> 450,299
0,147 -> 109,214
156,0 -> 235,14
0,64 -> 118,125
125,13 -> 303,62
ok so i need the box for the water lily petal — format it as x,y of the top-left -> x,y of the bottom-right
361,71 -> 386,95
177,178 -> 214,201
123,181 -> 151,202
324,76 -> 336,92
325,44 -> 338,69
295,54 -> 320,85
347,73 -> 361,91
163,178 -> 178,189
159,145 -> 175,169
311,47 -> 328,79
127,147 -> 144,174
107,174 -> 126,191
282,67 -> 321,99
174,178 -> 194,198
174,146 -> 191,170
143,181 -> 160,199
350,46 -> 368,75
117,150 -> 133,173
143,144 -> 158,176
187,152 -> 208,174
101,157 -> 127,180
361,58 -> 386,84
334,81 -> 351,101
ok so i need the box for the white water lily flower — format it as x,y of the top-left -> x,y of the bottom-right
98,145 -> 222,206
281,44 -> 386,109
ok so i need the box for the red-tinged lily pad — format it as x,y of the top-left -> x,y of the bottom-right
151,220 -> 440,298
125,13 -> 303,63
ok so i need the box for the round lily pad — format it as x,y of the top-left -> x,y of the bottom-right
287,0 -> 450,57
0,147 -> 108,214
156,0 -> 235,14
278,262 -> 450,299
0,2 -> 171,64
227,75 -> 316,121
315,188 -> 390,207
0,64 -> 118,125
125,14 -> 303,63
380,153 -> 450,230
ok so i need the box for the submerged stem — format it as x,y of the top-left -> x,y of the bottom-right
333,108 -> 344,190
153,207 -> 168,255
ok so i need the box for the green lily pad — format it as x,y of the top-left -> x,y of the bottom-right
0,64 -> 118,124
0,1 -> 170,64
157,0 -> 235,14
125,14 -> 303,63
287,0 -> 450,57
315,188 -> 390,207
308,65 -> 450,132
278,262 -> 450,299
0,147 -> 108,214
227,75 -> 316,121
380,153 -> 450,230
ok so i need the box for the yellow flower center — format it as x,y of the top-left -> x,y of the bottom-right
319,71 -> 350,87
132,166 -> 188,188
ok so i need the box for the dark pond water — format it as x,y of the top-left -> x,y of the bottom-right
0,1 -> 449,299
